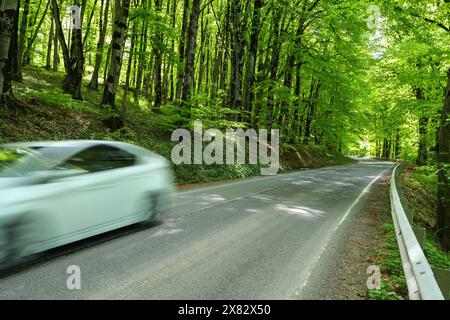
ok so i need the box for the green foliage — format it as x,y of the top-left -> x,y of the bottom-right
400,165 -> 450,268
366,222 -> 408,300
424,239 -> 450,269
380,223 -> 405,275
402,165 -> 437,229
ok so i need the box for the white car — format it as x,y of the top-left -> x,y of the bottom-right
0,140 -> 174,268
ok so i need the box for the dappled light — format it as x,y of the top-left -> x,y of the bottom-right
274,204 -> 326,220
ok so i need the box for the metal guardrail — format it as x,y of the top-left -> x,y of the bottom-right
390,162 -> 444,300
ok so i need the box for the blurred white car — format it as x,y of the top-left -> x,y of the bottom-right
0,140 -> 174,267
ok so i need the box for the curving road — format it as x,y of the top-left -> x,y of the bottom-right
0,159 -> 393,299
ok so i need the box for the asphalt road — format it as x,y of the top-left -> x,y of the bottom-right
0,159 -> 393,299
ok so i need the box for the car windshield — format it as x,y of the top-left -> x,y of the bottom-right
0,146 -> 72,177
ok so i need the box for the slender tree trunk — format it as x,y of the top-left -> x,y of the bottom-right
15,0 -> 29,81
103,44 -> 111,85
0,0 -> 19,109
53,17 -> 59,71
266,9 -> 282,131
181,0 -> 200,102
46,18 -> 54,70
89,0 -> 110,90
121,19 -> 136,119
218,5 -> 229,95
394,133 -> 401,158
243,0 -> 262,118
22,0 -> 50,67
134,0 -> 148,99
303,79 -> 320,145
437,68 -> 450,251
9,0 -> 19,81
153,0 -> 163,107
168,0 -> 176,100
210,37 -> 220,98
175,0 -> 190,100
23,0 -> 42,66
197,10 -> 206,93
415,88 -> 428,165
416,116 -> 429,165
229,0 -> 247,117
82,0 -> 98,47
102,0 -> 131,107
162,0 -> 171,99
52,0 -> 84,99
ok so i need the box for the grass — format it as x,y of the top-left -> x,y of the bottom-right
401,164 -> 450,267
1,66 -> 353,185
366,222 -> 408,300
366,164 -> 450,300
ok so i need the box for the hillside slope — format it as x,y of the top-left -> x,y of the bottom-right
0,67 -> 352,184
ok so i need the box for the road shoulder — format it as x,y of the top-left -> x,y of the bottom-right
297,171 -> 392,299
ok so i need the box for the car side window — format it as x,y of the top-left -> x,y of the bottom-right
65,145 -> 136,173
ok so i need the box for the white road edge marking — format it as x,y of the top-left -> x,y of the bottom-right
295,170 -> 387,298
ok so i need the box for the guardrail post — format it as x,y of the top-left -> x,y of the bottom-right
431,266 -> 450,300
412,227 -> 426,249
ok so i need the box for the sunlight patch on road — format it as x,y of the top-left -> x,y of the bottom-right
274,204 -> 325,220
250,195 -> 273,201
151,228 -> 183,237
150,219 -> 183,238
291,180 -> 313,185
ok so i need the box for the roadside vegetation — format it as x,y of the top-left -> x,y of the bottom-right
401,165 -> 450,270
0,67 -> 351,184
366,222 -> 408,300
366,164 -> 450,300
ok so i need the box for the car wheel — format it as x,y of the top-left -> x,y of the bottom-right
0,218 -> 33,267
0,228 -> 9,267
143,193 -> 161,223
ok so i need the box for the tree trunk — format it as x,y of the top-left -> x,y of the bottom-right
437,68 -> 450,252
175,0 -> 190,100
394,133 -> 401,158
102,0 -> 131,107
53,17 -> 59,71
266,9 -> 282,131
89,0 -> 110,90
9,0 -> 19,81
51,0 -> 84,100
197,10 -> 206,93
303,79 -> 320,145
82,0 -> 98,48
46,18 -> 54,70
416,116 -> 429,165
415,87 -> 428,165
218,3 -> 229,95
168,0 -> 176,100
22,0 -> 50,67
0,0 -> 19,109
229,0 -> 247,117
103,44 -> 111,85
162,0 -> 172,99
121,19 -> 136,119
242,0 -> 262,118
64,1 -> 84,100
153,0 -> 163,107
181,0 -> 200,102
134,0 -> 148,99
15,0 -> 28,80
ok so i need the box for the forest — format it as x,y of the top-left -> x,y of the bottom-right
0,0 -> 449,251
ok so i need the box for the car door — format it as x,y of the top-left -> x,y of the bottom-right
47,145 -> 141,238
